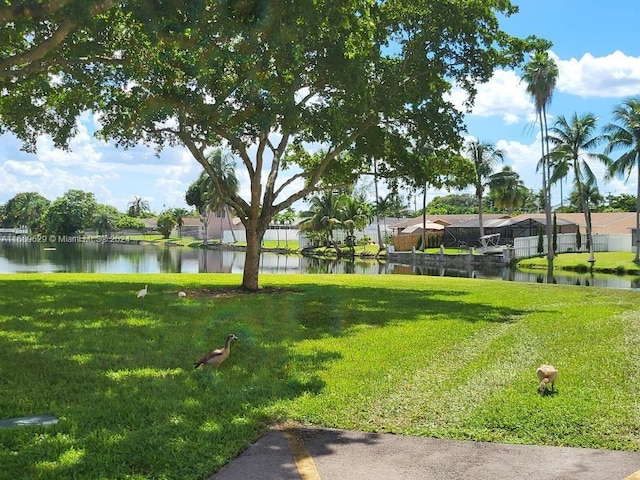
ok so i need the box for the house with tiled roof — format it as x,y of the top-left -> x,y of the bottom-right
388,212 -> 637,250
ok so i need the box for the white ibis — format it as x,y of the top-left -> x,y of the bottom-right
137,285 -> 148,298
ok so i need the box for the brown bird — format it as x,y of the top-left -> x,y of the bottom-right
536,364 -> 558,393
194,334 -> 238,371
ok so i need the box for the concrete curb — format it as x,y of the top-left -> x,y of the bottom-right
211,427 -> 640,480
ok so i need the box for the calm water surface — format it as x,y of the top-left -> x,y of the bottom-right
0,242 -> 638,289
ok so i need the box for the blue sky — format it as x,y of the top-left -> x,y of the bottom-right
1,0 -> 639,213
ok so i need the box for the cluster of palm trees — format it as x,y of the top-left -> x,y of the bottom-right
299,191 -> 373,253
472,52 -> 640,265
529,52 -> 640,264
542,101 -> 640,263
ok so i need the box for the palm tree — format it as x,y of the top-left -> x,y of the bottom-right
546,149 -> 571,212
171,208 -> 188,238
299,191 -> 342,249
547,112 -> 609,264
338,195 -> 372,255
488,166 -> 526,214
517,188 -> 539,213
127,196 -> 150,217
603,96 -> 640,261
271,208 -> 296,248
186,149 -> 239,243
93,205 -> 118,235
567,183 -> 604,212
464,139 -> 504,238
523,51 -> 558,266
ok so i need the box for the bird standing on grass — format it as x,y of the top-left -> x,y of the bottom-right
536,364 -> 558,393
137,285 -> 148,298
194,334 -> 238,371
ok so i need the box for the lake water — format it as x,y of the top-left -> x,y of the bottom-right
0,241 -> 638,289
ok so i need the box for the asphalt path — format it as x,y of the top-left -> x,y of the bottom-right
210,426 -> 640,480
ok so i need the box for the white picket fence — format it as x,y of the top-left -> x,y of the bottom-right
222,228 -> 301,244
513,233 -> 632,259
222,227 -> 371,247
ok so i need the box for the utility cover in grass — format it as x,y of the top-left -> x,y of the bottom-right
0,415 -> 58,429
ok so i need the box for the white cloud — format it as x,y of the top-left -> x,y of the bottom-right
449,69 -> 534,124
155,150 -> 199,209
556,50 -> 640,98
4,160 -> 46,177
450,50 -> 640,125
496,138 -> 543,190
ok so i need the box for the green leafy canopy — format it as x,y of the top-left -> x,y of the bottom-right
0,0 -> 548,289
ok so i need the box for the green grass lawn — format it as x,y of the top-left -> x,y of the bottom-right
518,251 -> 640,274
1,274 -> 639,479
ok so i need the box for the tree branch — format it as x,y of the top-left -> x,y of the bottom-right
0,0 -> 73,22
0,0 -> 116,74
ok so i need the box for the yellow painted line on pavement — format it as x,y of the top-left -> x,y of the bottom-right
624,471 -> 640,480
281,427 -> 321,480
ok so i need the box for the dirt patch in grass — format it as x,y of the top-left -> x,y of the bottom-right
184,286 -> 300,298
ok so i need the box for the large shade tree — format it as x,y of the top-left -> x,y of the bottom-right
44,189 -> 98,236
603,96 -> 640,261
0,1 -> 545,290
0,0 -> 117,77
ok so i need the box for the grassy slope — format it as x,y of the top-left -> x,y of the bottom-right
0,274 -> 639,479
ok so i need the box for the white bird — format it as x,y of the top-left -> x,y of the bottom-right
536,364 -> 558,393
178,291 -> 187,298
137,285 -> 148,298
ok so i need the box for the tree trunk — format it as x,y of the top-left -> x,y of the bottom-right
477,188 -> 484,238
227,206 -> 237,243
242,223 -> 263,291
542,105 -> 554,265
200,211 -> 209,246
580,193 -> 595,264
422,184 -> 427,251
373,158 -> 384,250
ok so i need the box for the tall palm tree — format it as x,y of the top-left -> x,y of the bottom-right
546,150 -> 571,211
523,51 -> 558,265
547,112 -> 608,264
603,96 -> 640,261
464,139 -> 504,238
